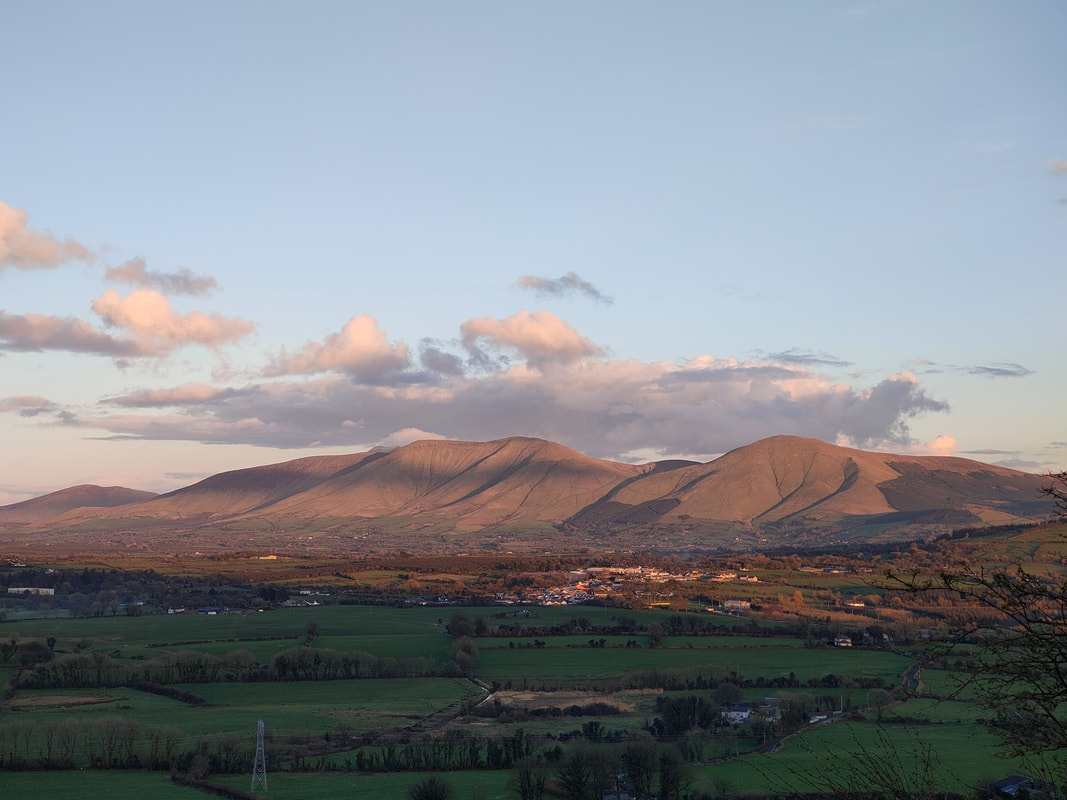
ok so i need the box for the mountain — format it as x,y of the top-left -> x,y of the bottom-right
0,485 -> 157,525
567,436 -> 1050,542
60,437 -> 646,528
0,436 -> 1055,553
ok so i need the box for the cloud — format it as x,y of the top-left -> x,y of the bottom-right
966,362 -> 1032,378
0,295 -> 252,361
461,309 -> 605,366
105,258 -> 218,296
1046,159 -> 1067,175
919,434 -> 958,456
765,348 -> 853,368
91,288 -> 254,355
0,201 -> 94,272
0,395 -> 56,417
265,314 -> 410,379
516,272 -> 614,304
103,383 -> 235,407
0,310 -> 143,356
834,372 -> 949,446
991,457 -> 1045,472
419,342 -> 465,376
379,427 -> 451,448
76,340 -> 950,461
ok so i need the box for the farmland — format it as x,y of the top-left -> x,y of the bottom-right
1,531 -> 1064,798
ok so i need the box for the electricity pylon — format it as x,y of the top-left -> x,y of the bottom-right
251,719 -> 268,792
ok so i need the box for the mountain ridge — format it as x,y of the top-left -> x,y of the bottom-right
0,435 -> 1055,553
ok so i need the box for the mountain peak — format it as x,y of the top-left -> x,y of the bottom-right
0,436 -> 1053,552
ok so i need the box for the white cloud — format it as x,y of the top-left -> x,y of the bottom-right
379,427 -> 451,448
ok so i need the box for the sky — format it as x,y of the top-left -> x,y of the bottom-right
1,1 -> 1064,505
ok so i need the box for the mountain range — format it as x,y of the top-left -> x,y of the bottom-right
0,436 -> 1055,554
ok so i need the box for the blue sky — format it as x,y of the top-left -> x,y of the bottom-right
1,0 -> 1064,504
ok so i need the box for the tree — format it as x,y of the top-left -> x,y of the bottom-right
17,640 -> 52,668
865,688 -> 893,721
407,775 -> 455,800
511,756 -> 547,800
621,738 -> 658,800
757,723 -> 952,800
657,750 -> 691,800
0,637 -> 18,663
556,748 -> 590,800
888,471 -> 1067,770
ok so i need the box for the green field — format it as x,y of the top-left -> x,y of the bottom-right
212,767 -> 513,799
0,771 -> 206,799
713,716 -> 1027,796
0,600 -> 1048,797
476,641 -> 911,685
11,677 -> 479,738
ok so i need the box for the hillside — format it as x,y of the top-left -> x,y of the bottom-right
568,436 -> 1048,535
0,485 -> 157,525
0,436 -> 1056,554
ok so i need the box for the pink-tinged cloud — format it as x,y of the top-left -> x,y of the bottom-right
0,201 -> 94,272
1045,159 -> 1067,175
460,309 -> 605,365
103,383 -> 233,408
0,310 -> 142,356
105,258 -> 218,296
77,346 -> 949,460
0,395 -> 56,417
265,314 -> 410,379
923,434 -> 958,456
91,288 -> 254,354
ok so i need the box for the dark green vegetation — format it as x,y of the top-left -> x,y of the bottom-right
1,509 -> 1065,797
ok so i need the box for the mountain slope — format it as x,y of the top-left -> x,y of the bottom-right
0,485 -> 157,524
237,437 -> 647,526
76,451 -> 384,521
0,435 -> 1055,552
568,436 -> 1049,531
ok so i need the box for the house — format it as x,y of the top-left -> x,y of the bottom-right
722,704 -> 752,724
723,599 -> 751,613
991,775 -> 1050,798
834,635 -> 853,647
7,587 -> 55,596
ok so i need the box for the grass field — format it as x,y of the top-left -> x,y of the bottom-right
475,641 -> 911,685
0,771 -> 207,799
0,599 -> 1047,797
714,715 -> 1027,796
10,677 -> 480,739
213,767 -> 514,799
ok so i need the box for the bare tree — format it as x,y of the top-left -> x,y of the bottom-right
886,471 -> 1067,773
758,723 -> 957,800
